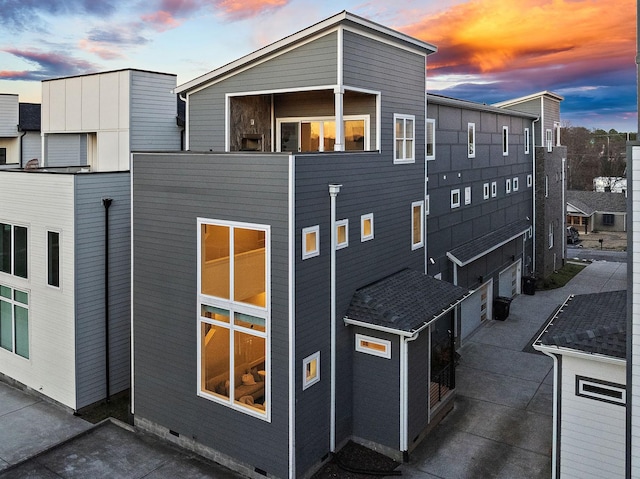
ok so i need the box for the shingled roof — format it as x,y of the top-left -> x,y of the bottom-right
567,190 -> 627,215
535,290 -> 626,359
18,103 -> 41,131
344,268 -> 472,334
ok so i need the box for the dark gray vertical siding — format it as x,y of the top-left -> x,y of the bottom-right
75,172 -> 131,408
407,328 -> 430,445
189,33 -> 338,152
293,150 -> 425,471
426,101 -> 533,289
47,134 -> 82,167
498,98 -> 542,146
132,152 -> 290,478
130,71 -> 181,151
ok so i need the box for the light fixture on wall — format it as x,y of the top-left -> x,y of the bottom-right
429,257 -> 435,264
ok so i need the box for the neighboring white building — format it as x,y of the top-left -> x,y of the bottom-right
593,177 -> 626,193
535,290 -> 626,479
0,94 -> 41,168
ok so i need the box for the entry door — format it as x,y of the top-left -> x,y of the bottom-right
498,260 -> 521,298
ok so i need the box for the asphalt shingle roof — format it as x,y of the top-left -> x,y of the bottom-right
447,218 -> 531,266
536,290 -> 626,359
344,268 -> 471,333
567,190 -> 627,214
18,103 -> 41,131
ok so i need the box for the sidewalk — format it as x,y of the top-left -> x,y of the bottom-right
401,260 -> 627,478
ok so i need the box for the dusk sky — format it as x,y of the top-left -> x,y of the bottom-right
1,0 -> 636,132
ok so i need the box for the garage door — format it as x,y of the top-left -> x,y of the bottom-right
498,260 -> 521,298
460,279 -> 493,341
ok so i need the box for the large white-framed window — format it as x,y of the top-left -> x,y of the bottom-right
302,225 -> 319,260
546,129 -> 553,152
335,219 -> 348,250
576,376 -> 626,406
355,333 -> 391,359
277,115 -> 370,152
0,284 -> 29,359
394,114 -> 415,164
450,189 -> 461,208
0,223 -> 28,279
426,118 -> 435,160
502,126 -> 509,156
47,231 -> 60,288
197,219 -> 270,419
491,181 -> 497,198
468,123 -> 476,158
361,214 -> 374,242
302,351 -> 320,390
411,200 -> 424,250
483,183 -> 490,200
524,128 -> 530,154
464,186 -> 472,205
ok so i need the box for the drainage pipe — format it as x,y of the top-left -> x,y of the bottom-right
102,198 -> 113,402
18,130 -> 26,168
329,183 -> 341,452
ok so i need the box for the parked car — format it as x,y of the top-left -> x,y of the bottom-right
567,226 -> 580,244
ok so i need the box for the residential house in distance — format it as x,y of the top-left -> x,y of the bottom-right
494,91 -> 567,278
130,11 -> 481,479
0,69 -> 181,411
566,189 -> 627,234
0,94 -> 41,168
425,93 -> 536,341
534,290 -> 626,479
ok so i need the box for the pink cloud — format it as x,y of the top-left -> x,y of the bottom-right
141,10 -> 183,32
78,39 -> 125,60
212,0 -> 289,21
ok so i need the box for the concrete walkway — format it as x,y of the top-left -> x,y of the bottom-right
401,260 -> 627,478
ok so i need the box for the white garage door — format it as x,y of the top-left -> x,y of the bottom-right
498,260 -> 521,298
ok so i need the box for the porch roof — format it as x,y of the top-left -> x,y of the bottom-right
343,269 -> 472,335
534,290 -> 626,359
446,218 -> 531,267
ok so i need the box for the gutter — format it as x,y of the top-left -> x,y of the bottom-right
102,198 -> 113,402
532,116 -> 540,275
18,129 -> 27,168
329,183 -> 342,452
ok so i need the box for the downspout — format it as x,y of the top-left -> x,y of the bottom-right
539,350 -> 560,479
561,157 -> 566,264
532,117 -> 540,276
400,333 -> 419,459
329,184 -> 342,452
102,198 -> 113,402
18,129 -> 26,168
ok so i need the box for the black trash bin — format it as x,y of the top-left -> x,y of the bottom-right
522,276 -> 536,295
493,296 -> 513,321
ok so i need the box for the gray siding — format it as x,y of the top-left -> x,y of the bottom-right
542,97 -> 561,137
293,150 -> 425,472
407,327 -> 430,446
74,172 -> 131,408
46,134 -> 83,167
0,95 -> 18,137
132,152 -> 290,479
22,132 -> 41,164
130,71 -> 181,151
189,32 -> 338,151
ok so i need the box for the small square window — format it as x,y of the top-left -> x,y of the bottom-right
603,214 -> 615,226
355,334 -> 391,359
491,181 -> 497,198
464,186 -> 471,205
513,177 -> 519,191
527,174 -> 532,187
426,119 -> 435,160
506,178 -> 511,194
302,226 -> 319,259
336,219 -> 348,249
303,351 -> 320,390
361,214 -> 374,242
483,183 -> 490,200
451,189 -> 461,208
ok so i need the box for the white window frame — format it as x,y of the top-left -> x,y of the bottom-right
0,285 -> 29,359
276,115 -> 371,152
197,219 -> 271,420
394,114 -> 415,164
554,121 -> 561,146
576,376 -> 625,406
491,181 -> 497,198
426,118 -> 435,160
546,129 -> 553,152
506,178 -> 511,194
513,177 -> 519,191
46,230 -> 61,289
483,183 -> 490,200
451,189 -> 461,208
411,200 -> 424,250
302,351 -> 320,390
302,225 -> 320,260
527,174 -> 532,188
467,123 -> 476,158
360,214 -> 374,242
502,126 -> 509,156
0,222 -> 28,279
425,195 -> 430,215
464,186 -> 471,205
545,175 -> 549,197
524,128 -> 530,154
548,222 -> 554,249
355,333 -> 391,359
335,219 -> 348,250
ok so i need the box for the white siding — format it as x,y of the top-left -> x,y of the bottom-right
631,145 -> 640,476
0,94 -> 19,137
0,172 -> 77,408
560,355 -> 626,479
21,132 -> 41,164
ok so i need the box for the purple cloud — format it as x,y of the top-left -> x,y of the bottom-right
1,0 -> 117,30
0,48 -> 98,80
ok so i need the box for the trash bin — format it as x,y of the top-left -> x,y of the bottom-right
522,276 -> 536,295
493,296 -> 513,321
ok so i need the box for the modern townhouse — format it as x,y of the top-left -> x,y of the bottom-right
0,93 -> 41,168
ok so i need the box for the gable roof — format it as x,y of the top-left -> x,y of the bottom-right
343,268 -> 472,336
18,103 -> 41,131
175,11 -> 437,95
567,190 -> 627,215
493,90 -> 564,108
535,290 -> 626,359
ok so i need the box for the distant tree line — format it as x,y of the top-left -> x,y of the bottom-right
562,124 -> 636,191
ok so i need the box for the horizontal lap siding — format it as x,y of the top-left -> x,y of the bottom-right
47,134 -> 83,167
132,152 -> 290,479
75,173 -> 131,408
21,132 -> 41,164
294,151 -> 425,471
189,33 -> 338,152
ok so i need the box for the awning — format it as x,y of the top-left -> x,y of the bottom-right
446,218 -> 530,267
343,268 -> 472,336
